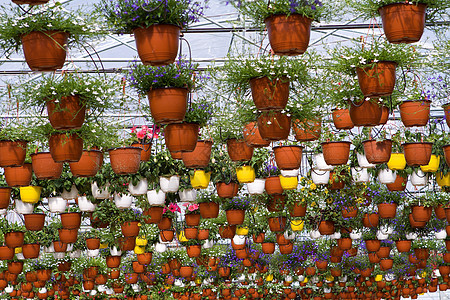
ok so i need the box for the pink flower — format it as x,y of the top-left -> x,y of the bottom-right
188,204 -> 199,212
163,207 -> 167,213
136,129 -> 146,139
130,126 -> 137,133
168,203 -> 180,213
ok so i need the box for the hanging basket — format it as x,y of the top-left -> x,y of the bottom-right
0,140 -> 27,167
133,25 -> 180,66
131,142 -> 152,162
399,100 -> 431,127
227,139 -> 254,162
164,123 -> 199,153
362,140 -> 392,164
402,142 -> 433,166
249,76 -> 289,110
332,109 -> 354,129
349,100 -> 382,126
257,111 -> 291,141
46,96 -> 86,130
216,182 -> 240,199
356,61 -> 397,97
48,133 -> 83,163
243,122 -> 270,148
31,152 -> 63,180
69,150 -> 103,177
4,163 -> 32,187
292,118 -> 321,142
273,145 -> 303,170
181,140 -> 213,168
321,141 -> 351,165
109,147 -> 142,175
147,88 -> 188,124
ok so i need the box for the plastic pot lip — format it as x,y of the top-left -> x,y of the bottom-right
273,145 -> 304,150
379,2 -> 427,10
362,139 -> 392,144
81,149 -> 103,153
332,107 -> 349,112
23,212 -> 45,216
147,86 -> 189,92
30,152 -> 53,156
356,61 -> 398,69
107,146 -> 142,152
0,187 -> 12,190
401,142 -> 433,146
0,139 -> 29,143
264,13 -> 314,23
401,99 -> 431,104
321,141 -> 352,145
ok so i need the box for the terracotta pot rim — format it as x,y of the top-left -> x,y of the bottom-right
272,145 -> 304,150
60,212 -> 81,216
356,61 -> 398,68
379,2 -> 427,9
108,146 -> 142,152
7,162 -> 31,167
402,142 -> 433,146
133,24 -> 182,31
0,187 -> 12,190
147,86 -> 188,92
332,107 -> 349,111
0,139 -> 28,143
264,13 -> 314,22
81,149 -> 103,153
400,99 -> 431,104
321,141 -> 351,145
362,139 -> 392,144
24,213 -> 45,216
21,30 -> 69,38
249,75 -> 289,82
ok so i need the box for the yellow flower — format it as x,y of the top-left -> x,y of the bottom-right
310,183 -> 317,190
311,202 -> 316,207
137,222 -> 142,227
357,197 -> 363,204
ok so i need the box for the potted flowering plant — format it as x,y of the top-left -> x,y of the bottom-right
98,0 -> 205,66
0,2 -> 102,71
222,196 -> 251,226
0,121 -> 32,168
184,203 -> 201,227
128,125 -> 159,162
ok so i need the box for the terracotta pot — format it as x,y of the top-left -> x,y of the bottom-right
265,176 -> 283,195
365,239 -> 381,252
289,202 -> 306,217
216,182 -> 239,198
23,213 -> 45,231
226,138 -> 254,162
186,245 -> 201,258
379,106 -> 390,124
414,248 -> 429,260
444,104 -> 450,128
292,118 -> 321,142
86,238 -> 100,250
402,142 -> 432,166
399,100 -> 431,127
4,163 -> 32,187
273,145 -> 303,170
218,225 -> 236,239
342,206 -> 358,218
0,140 -> 27,167
30,152 -> 63,180
435,205 -> 446,220
133,25 -> 180,66
184,227 -> 198,240
363,139 -> 392,164
225,210 -> 245,225
53,241 -> 67,252
69,150 -> 103,177
197,229 -> 209,240
0,188 -> 11,209
249,76 -> 289,110
121,221 -> 140,237
332,108 -> 354,129
143,206 -> 163,224
132,261 -> 145,273
386,175 -> 407,191
321,141 -> 351,165
131,143 -> 152,161
328,171 -> 346,190
46,96 -> 86,130
377,203 -> 397,219
379,3 -> 427,43
119,237 -> 136,251
264,14 -> 312,55
380,259 -> 393,271
0,246 -> 14,260
356,61 -> 397,97
363,213 -> 379,228
199,202 -> 219,219
349,100 -> 382,126
181,140 -> 212,168
21,31 -> 68,71
164,123 -> 199,153
261,242 -> 275,254
243,122 -> 270,148
48,133 -> 83,163
257,111 -> 291,141
409,213 -> 427,228
60,212 -> 82,229
157,217 -> 172,230
441,144 -> 450,168
268,217 -> 287,232
396,240 -> 412,252
8,261 -> 23,275
318,220 -> 335,235
337,238 -> 352,250
160,230 -> 175,242
109,147 -> 142,175
279,242 -> 293,254
411,205 -> 432,222
58,228 -> 78,244
185,213 -> 201,227
147,87 -> 187,124
5,231 -> 24,248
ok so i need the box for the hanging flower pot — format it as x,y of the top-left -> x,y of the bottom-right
362,140 -> 392,164
31,152 -> 63,180
164,123 -> 199,153
279,242 -> 294,254
5,231 -> 24,248
133,25 -> 180,66
265,14 -> 312,55
216,182 -> 239,198
49,133 -> 83,163
377,203 -> 397,219
249,76 -> 289,111
292,118 -> 321,142
399,100 -> 431,127
342,206 -> 358,218
131,142 -> 152,162
273,145 -> 303,170
58,228 -> 78,244
199,201 -> 219,219
0,188 -> 11,209
19,186 -> 42,204
257,111 -> 291,141
46,96 -> 86,130
420,154 -> 439,172
410,169 -> 428,186
247,178 -> 265,194
321,141 -> 351,165
181,140 -> 212,168
60,212 -> 82,229
236,165 -> 256,184
402,142 -> 432,166
387,153 -> 406,171
109,147 -> 142,175
78,196 -> 96,212
147,87 -> 188,124
363,213 -> 379,228
379,3 -> 427,44
143,206 -> 163,224
48,197 -> 67,213
69,150 -> 103,177
267,194 -> 285,212
289,202 -> 307,217
22,244 -> 40,259
279,175 -> 298,190
186,245 -> 201,258
356,61 -> 397,97
86,238 -> 101,250
190,170 -> 211,189
409,213 -> 426,228
23,213 -> 45,231
332,108 -> 354,129
185,213 -> 201,227
318,220 -> 335,235
268,217 -> 287,232
160,175 -> 180,193
227,139 -> 254,162
411,205 -> 432,222
365,239 -> 381,252
243,122 -> 270,148
121,221 -> 140,237
0,140 -> 27,167
349,100 -> 382,126
21,31 -> 68,71
265,176 -> 283,195
225,209 -> 245,225
4,163 -> 32,187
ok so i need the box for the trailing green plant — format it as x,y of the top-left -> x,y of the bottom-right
222,196 -> 251,211
184,98 -> 215,127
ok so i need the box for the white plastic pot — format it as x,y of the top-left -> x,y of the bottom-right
48,197 -> 67,213
179,189 -> 197,202
155,243 -> 167,253
39,288 -> 47,294
313,153 -> 334,171
406,232 -> 418,240
16,253 -> 25,260
15,199 -> 34,214
350,231 -> 362,240
410,170 -> 428,186
128,178 -> 148,196
78,196 -> 97,212
284,231 -> 296,240
0,209 -> 7,216
310,230 -> 321,239
280,169 -> 300,177
379,225 -> 394,235
311,169 -> 330,185
87,249 -> 100,257
330,232 -> 341,240
233,235 -> 246,245
91,182 -> 110,199
53,252 -> 65,259
247,178 -> 266,195
160,175 -> 180,193
351,167 -> 370,183
357,153 -> 375,168
69,250 -> 81,259
5,286 -> 13,293
147,190 -> 166,206
435,230 -> 447,240
114,193 -> 133,209
376,231 -> 389,240
97,285 -> 106,293
378,169 -> 397,184
203,240 -> 214,249
110,247 -> 122,256
105,288 -> 113,295
61,185 -> 78,200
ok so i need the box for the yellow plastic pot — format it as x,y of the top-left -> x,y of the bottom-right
420,155 -> 440,173
178,231 -> 189,242
326,275 -> 334,282
436,173 -> 450,187
15,247 -> 22,254
100,243 -> 108,249
19,186 -> 42,203
302,277 -> 308,283
387,153 -> 406,171
375,275 -> 383,282
290,220 -> 304,231
190,170 -> 211,189
236,226 -> 249,236
266,274 -> 273,282
236,165 -> 255,183
195,278 -> 202,285
135,236 -> 148,246
279,175 -> 298,190
134,246 -> 145,254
